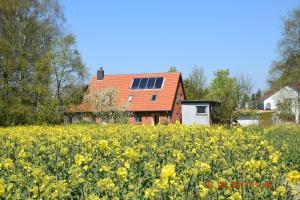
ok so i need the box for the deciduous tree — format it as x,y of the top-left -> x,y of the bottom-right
184,66 -> 208,100
209,69 -> 238,125
269,6 -> 300,122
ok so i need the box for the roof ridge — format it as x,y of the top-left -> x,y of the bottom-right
92,72 -> 180,76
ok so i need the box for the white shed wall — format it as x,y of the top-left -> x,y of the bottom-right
182,103 -> 210,125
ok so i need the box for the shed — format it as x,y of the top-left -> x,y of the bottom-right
181,100 -> 217,125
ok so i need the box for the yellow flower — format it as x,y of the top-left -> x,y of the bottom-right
123,147 -> 138,161
74,154 -> 85,166
117,167 -> 128,179
98,140 -> 109,151
97,178 -> 115,190
195,161 -> 211,174
154,178 -> 169,190
229,192 -> 242,200
287,170 -> 300,183
160,164 -> 176,179
99,165 -> 110,172
3,158 -> 13,169
269,153 -> 279,164
198,183 -> 209,198
144,188 -> 158,198
86,194 -> 102,200
0,179 -> 5,197
276,186 -> 286,197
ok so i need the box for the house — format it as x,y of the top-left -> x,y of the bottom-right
181,100 -> 217,125
262,86 -> 299,123
65,68 -> 186,125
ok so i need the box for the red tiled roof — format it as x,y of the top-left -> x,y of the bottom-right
66,72 -> 183,112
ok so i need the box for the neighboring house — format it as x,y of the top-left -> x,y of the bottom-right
65,68 -> 186,125
262,86 -> 299,123
181,100 -> 217,125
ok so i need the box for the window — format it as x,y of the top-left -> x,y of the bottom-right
151,95 -> 157,101
128,95 -> 133,102
131,77 -> 164,89
154,77 -> 164,88
135,115 -> 142,123
196,106 -> 207,114
266,103 -> 271,110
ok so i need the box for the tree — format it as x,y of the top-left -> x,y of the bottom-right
236,75 -> 253,109
250,93 -> 257,109
209,69 -> 238,125
0,0 -> 62,125
83,88 -> 131,124
269,6 -> 300,122
51,34 -> 86,108
255,90 -> 264,109
184,66 -> 208,100
249,89 -> 263,110
0,0 -> 86,126
168,66 -> 177,72
275,98 -> 295,123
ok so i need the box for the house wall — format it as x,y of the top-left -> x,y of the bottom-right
264,86 -> 299,123
182,103 -> 211,125
170,81 -> 185,123
264,86 -> 298,110
129,112 -> 169,125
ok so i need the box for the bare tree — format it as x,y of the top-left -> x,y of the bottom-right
236,74 -> 253,109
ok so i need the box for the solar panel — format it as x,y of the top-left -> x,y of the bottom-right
131,77 -> 164,89
146,78 -> 156,89
131,78 -> 141,89
154,77 -> 163,88
139,78 -> 148,89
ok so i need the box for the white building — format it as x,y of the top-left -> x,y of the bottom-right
263,86 -> 299,123
181,100 -> 217,125
237,114 -> 259,126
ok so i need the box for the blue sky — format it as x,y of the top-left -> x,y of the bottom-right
61,0 -> 299,90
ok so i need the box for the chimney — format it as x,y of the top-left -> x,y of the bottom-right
97,67 -> 104,80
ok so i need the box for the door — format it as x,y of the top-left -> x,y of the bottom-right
153,114 -> 159,125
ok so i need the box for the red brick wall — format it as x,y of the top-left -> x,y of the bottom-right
170,80 -> 185,123
129,112 -> 169,125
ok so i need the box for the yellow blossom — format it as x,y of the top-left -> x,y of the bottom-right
74,154 -> 85,166
97,178 -> 115,190
160,164 -> 176,179
276,186 -> 286,197
117,167 -> 128,179
229,192 -> 242,200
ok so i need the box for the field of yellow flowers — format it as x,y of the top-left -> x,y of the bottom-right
0,124 -> 299,199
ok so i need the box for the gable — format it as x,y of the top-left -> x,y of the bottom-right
264,86 -> 298,103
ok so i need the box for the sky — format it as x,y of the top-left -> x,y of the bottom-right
61,0 -> 299,90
